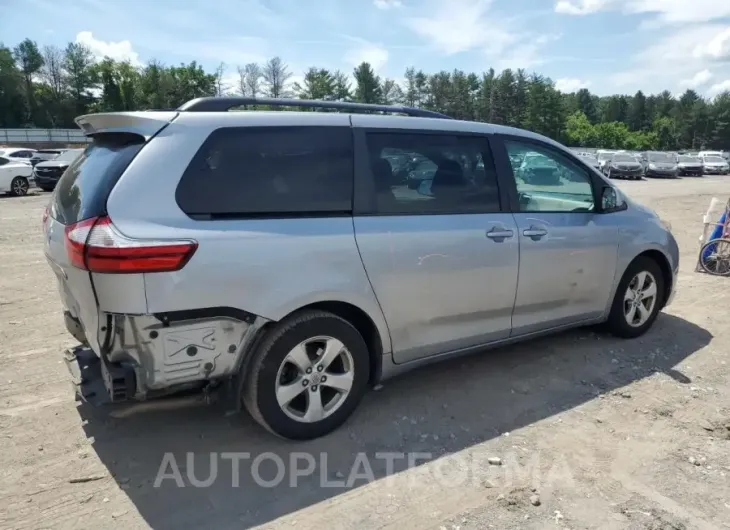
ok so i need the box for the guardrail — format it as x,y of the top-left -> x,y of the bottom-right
0,128 -> 90,144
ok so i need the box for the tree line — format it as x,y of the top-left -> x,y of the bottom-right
1,37 -> 729,150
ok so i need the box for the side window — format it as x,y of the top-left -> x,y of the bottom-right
176,127 -> 353,217
365,133 -> 500,215
504,140 -> 595,213
0,157 -> 8,166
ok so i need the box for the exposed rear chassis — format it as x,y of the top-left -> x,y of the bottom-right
63,309 -> 271,412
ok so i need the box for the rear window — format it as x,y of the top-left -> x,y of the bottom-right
175,126 -> 353,218
51,133 -> 144,225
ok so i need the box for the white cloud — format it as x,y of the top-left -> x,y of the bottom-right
693,28 -> 730,61
344,39 -> 389,71
554,0 -> 612,15
497,33 -> 562,70
708,79 -> 730,96
555,78 -> 592,92
405,0 -> 517,55
373,0 -> 402,8
679,69 -> 713,89
555,0 -> 730,24
75,31 -> 141,66
403,0 -> 558,68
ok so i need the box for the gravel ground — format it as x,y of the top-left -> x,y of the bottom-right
1,177 -> 730,530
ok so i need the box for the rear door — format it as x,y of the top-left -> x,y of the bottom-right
493,135 -> 620,336
352,125 -> 518,363
44,133 -> 148,352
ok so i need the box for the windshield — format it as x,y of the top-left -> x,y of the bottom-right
55,149 -> 83,162
704,156 -> 726,163
612,154 -> 636,163
679,156 -> 701,163
648,153 -> 675,163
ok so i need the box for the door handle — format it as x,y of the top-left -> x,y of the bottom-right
486,228 -> 514,241
523,226 -> 548,240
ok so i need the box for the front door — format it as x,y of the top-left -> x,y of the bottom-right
352,127 -> 519,363
498,137 -> 620,336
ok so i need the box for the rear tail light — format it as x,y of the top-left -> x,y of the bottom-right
65,216 -> 197,273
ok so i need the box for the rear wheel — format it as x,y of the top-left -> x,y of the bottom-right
243,310 -> 370,440
606,257 -> 664,338
9,177 -> 29,196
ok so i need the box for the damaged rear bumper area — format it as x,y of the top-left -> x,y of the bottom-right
63,309 -> 270,408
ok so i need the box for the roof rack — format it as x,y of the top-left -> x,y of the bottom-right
177,97 -> 452,119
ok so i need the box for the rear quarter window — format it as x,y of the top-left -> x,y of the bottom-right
175,126 -> 354,218
51,133 -> 145,225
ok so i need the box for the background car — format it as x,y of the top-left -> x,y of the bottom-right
604,153 -> 644,180
29,149 -> 66,167
596,150 -> 616,172
578,153 -> 601,171
517,152 -> 562,185
641,151 -> 679,178
677,155 -> 704,176
33,148 -> 84,191
702,155 -> 730,175
0,147 -> 36,165
0,155 -> 34,196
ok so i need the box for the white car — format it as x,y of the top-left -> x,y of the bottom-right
0,147 -> 36,165
0,156 -> 35,196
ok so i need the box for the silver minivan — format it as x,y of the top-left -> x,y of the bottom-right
44,98 -> 679,440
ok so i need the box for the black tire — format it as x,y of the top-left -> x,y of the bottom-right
243,310 -> 370,440
605,256 -> 665,338
39,185 -> 54,192
9,177 -> 29,197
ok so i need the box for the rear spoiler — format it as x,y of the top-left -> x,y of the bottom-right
75,112 -> 179,140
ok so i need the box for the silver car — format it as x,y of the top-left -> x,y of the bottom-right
44,98 -> 679,440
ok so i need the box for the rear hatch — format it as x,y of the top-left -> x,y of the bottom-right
43,112 -> 176,352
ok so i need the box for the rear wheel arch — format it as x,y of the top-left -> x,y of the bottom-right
276,301 -> 385,386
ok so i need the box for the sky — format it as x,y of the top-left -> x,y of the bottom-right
3,0 -> 730,98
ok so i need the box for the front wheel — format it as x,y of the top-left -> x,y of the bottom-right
606,257 -> 664,338
9,177 -> 29,196
243,310 -> 370,440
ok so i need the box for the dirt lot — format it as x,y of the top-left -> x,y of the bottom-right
1,177 -> 730,530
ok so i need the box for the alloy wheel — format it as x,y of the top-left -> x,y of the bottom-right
275,336 -> 355,423
623,271 -> 657,327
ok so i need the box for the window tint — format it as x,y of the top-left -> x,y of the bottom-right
52,133 -> 145,225
0,157 -> 8,166
505,140 -> 595,213
176,127 -> 353,218
365,133 -> 500,215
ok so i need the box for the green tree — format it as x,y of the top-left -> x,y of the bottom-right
627,90 -> 648,131
13,38 -> 44,123
294,68 -> 336,103
63,42 -> 96,116
576,88 -> 598,124
564,111 -> 597,147
0,44 -> 26,126
353,62 -> 381,104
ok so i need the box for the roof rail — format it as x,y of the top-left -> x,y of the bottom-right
177,97 -> 452,119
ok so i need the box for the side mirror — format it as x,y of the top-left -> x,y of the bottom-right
601,186 -> 625,212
